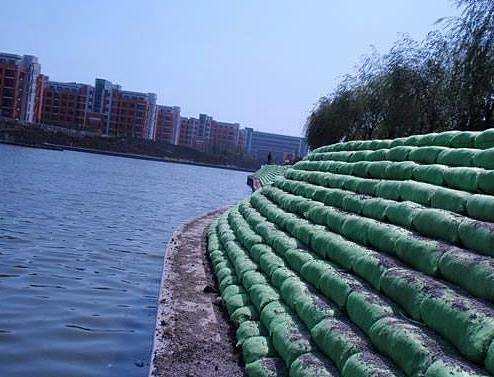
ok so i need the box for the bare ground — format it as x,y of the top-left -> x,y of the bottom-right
149,207 -> 243,377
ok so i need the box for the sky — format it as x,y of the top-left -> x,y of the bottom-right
0,1 -> 458,137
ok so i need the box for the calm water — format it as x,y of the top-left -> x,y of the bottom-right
0,144 -> 250,377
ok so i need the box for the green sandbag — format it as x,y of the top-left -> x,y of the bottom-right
458,219 -> 494,257
242,336 -> 276,364
219,275 -> 239,293
318,268 -> 365,308
369,317 -> 446,376
485,341 -> 494,374
380,268 -> 442,321
224,293 -> 250,315
384,201 -> 422,228
217,266 -> 235,282
342,352 -> 405,377
243,271 -> 270,290
231,305 -> 258,327
295,292 -> 338,330
311,232 -> 366,270
361,198 -> 393,221
474,129 -> 494,149
412,164 -> 447,186
385,161 -> 417,180
355,180 -> 380,196
272,319 -> 313,366
249,284 -> 281,312
300,260 -> 334,286
290,352 -> 339,377
259,253 -> 286,277
340,216 -> 375,245
343,177 -> 366,192
366,222 -> 409,255
388,146 -> 415,161
450,131 -> 479,148
432,130 -> 462,146
376,181 -> 402,201
324,209 -> 352,233
425,356 -> 490,377
235,259 -> 259,280
236,320 -> 266,346
474,148 -> 494,169
412,208 -> 463,244
324,189 -> 351,207
368,148 -> 389,160
409,146 -> 447,164
346,290 -> 397,336
399,181 -> 438,206
311,317 -> 370,370
222,284 -> 245,299
341,194 -> 369,214
389,137 -> 407,147
438,247 -> 494,302
478,171 -> 494,195
285,249 -> 316,273
431,187 -> 469,214
349,150 -> 372,162
245,357 -> 287,377
437,148 -> 477,167
352,161 -> 371,177
271,235 -> 300,255
271,267 -> 298,289
420,288 -> 494,363
352,250 -> 402,290
280,277 -> 311,310
214,260 -> 233,275
394,234 -> 446,275
443,167 -> 481,192
417,132 -> 439,146
260,301 -> 292,333
251,244 -> 274,263
292,222 -> 323,246
306,206 -> 333,226
368,161 -> 393,179
466,194 -> 494,223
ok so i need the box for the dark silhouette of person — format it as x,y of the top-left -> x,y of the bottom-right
267,152 -> 272,164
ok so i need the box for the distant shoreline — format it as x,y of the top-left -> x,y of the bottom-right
0,141 -> 256,173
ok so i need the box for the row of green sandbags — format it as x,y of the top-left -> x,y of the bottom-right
253,165 -> 289,186
313,129 -> 494,153
248,190 -> 494,372
234,199 -> 490,376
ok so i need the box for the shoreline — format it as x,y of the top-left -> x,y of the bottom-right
149,207 -> 243,377
0,140 -> 256,173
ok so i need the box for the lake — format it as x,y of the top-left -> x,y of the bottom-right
0,144 -> 250,377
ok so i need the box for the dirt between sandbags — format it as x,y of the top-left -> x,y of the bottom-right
149,207 -> 243,377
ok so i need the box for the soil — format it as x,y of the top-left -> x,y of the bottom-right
149,207 -> 244,377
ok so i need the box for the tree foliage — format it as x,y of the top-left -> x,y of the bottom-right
305,0 -> 494,149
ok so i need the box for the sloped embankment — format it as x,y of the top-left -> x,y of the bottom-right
248,165 -> 289,191
207,129 -> 494,376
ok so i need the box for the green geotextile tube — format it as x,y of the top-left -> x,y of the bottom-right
260,301 -> 292,333
412,208 -> 463,244
271,267 -> 298,290
341,195 -> 369,216
409,146 -> 448,164
475,129 -> 494,149
231,305 -> 258,327
356,180 -> 380,196
242,271 -> 270,290
311,231 -> 367,270
310,317 -> 371,370
213,260 -> 233,275
352,250 -> 402,290
245,357 -> 287,377
216,266 -> 234,282
236,320 -> 266,347
466,194 -> 494,223
450,131 -> 479,148
224,293 -> 250,316
399,181 -> 438,206
366,222 -> 410,255
306,206 -> 334,226
438,248 -> 494,301
325,208 -> 352,233
248,284 -> 280,312
251,244 -> 274,263
431,187 -> 470,214
425,356 -> 490,377
369,317 -> 447,376
432,131 -> 462,146
443,167 -> 481,192
340,216 -> 377,246
420,288 -> 494,363
222,284 -> 245,299
234,259 -> 258,280
285,249 -> 316,273
242,336 -> 277,364
294,291 -> 338,330
290,352 -> 340,377
271,235 -> 300,255
300,260 -> 334,286
346,289 -> 397,336
351,161 -> 371,177
437,148 -> 477,167
368,161 -> 393,179
384,201 -> 423,228
386,161 -> 417,180
478,171 -> 494,195
361,197 -> 393,221
412,164 -> 447,186
317,264 -> 364,304
380,268 -> 444,321
342,352 -> 405,377
474,148 -> 494,169
376,181 -> 403,201
388,146 -> 415,161
272,318 -> 313,366
393,234 -> 447,275
458,219 -> 494,257
219,275 -> 239,294
280,277 -> 312,310
259,253 -> 286,278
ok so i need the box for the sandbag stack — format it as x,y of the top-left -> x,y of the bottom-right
207,128 -> 494,377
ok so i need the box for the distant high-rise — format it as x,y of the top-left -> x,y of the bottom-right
244,128 -> 308,163
0,53 -> 41,122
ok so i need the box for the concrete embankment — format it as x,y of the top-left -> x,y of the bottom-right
149,207 -> 243,377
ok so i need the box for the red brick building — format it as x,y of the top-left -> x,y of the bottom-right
155,105 -> 181,144
209,120 -> 240,152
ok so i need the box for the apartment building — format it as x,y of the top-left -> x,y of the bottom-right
0,53 -> 41,122
209,120 -> 240,152
155,105 -> 181,144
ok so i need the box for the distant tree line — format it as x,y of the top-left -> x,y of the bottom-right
305,0 -> 494,149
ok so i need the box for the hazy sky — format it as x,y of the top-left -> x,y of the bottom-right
1,1 -> 458,136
